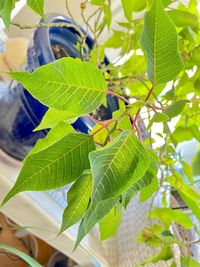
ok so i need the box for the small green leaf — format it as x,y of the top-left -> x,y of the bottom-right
30,122 -> 74,155
1,133 -> 95,206
121,0 -> 133,22
74,198 -> 118,249
190,124 -> 200,143
150,208 -> 193,229
27,0 -> 44,17
103,4 -> 112,29
170,126 -> 193,145
140,0 -> 184,84
192,151 -> 200,176
147,112 -> 169,130
134,244 -> 173,267
89,131 -> 149,204
34,108 -> 77,131
121,0 -> 146,22
0,243 -> 41,267
165,100 -> 188,119
90,0 -> 105,5
60,170 -> 92,234
10,58 -> 107,117
167,10 -> 199,28
0,0 -> 16,27
167,175 -> 200,220
99,207 -> 122,240
181,161 -> 193,184
140,176 -> 158,203
147,0 -> 172,7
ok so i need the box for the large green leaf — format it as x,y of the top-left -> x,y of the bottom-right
10,58 -> 107,117
0,0 -> 16,27
1,133 -> 95,206
99,207 -> 122,240
27,0 -> 44,17
60,170 -> 92,233
124,149 -> 158,207
89,131 -> 149,204
0,243 -> 41,267
140,0 -> 183,85
74,198 -> 118,249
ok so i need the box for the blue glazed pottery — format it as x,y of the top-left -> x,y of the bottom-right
0,15 -> 118,160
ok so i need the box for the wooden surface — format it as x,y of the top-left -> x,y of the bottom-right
0,213 -> 30,267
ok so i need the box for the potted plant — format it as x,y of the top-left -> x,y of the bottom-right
1,0 -> 200,266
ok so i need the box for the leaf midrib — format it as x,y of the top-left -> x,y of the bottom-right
92,132 -> 147,200
154,0 -> 159,84
17,74 -> 106,94
63,179 -> 92,229
11,136 -> 92,194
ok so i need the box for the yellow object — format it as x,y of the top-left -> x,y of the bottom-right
4,38 -> 29,70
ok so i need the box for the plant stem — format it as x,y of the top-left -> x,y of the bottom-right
107,90 -> 130,105
131,84 -> 155,130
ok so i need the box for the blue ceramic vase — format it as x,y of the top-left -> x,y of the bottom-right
0,15 -> 118,160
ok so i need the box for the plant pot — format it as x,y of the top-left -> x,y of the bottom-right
0,14 -> 118,160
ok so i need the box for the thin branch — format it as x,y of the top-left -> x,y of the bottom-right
107,90 -> 130,105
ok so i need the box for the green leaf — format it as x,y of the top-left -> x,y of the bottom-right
74,198 -> 118,249
10,58 -> 107,117
181,161 -> 193,184
103,4 -> 112,29
89,131 -> 149,204
121,0 -> 133,22
147,0 -> 172,7
0,243 -> 41,267
99,207 -> 122,240
1,133 -> 95,206
167,10 -> 199,28
121,0 -> 146,22
140,176 -> 158,203
179,257 -> 200,267
192,150 -> 200,176
90,0 -> 105,5
170,126 -> 193,145
0,0 -> 16,27
190,124 -> 200,143
60,170 -> 92,234
150,208 -> 193,229
124,149 -> 158,207
26,0 -> 44,17
167,175 -> 200,220
140,0 -> 183,85
166,100 -> 188,119
134,244 -> 173,267
147,112 -> 169,130
34,108 -> 77,131
30,122 -> 74,156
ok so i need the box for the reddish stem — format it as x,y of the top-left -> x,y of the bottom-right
135,124 -> 142,141
107,90 -> 130,105
132,85 -> 155,130
91,119 -> 114,136
86,114 -> 104,125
